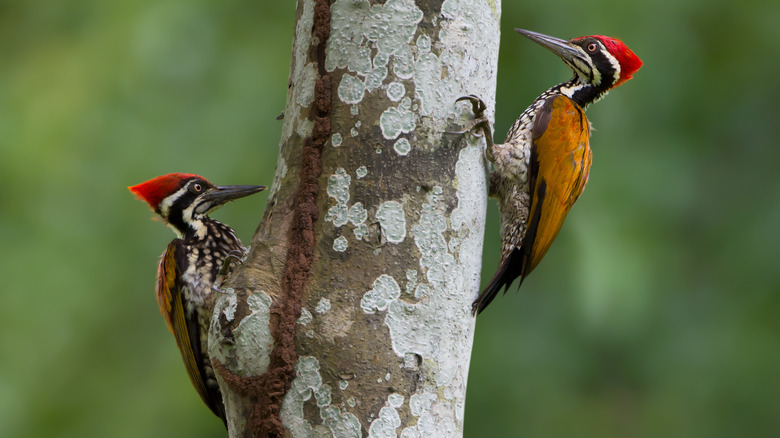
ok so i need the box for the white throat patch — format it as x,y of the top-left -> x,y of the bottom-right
182,201 -> 208,240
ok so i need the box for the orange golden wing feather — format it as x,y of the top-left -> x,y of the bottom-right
521,95 -> 592,277
155,244 -> 178,334
156,242 -> 222,421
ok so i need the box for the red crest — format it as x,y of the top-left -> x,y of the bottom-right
592,36 -> 643,87
129,173 -> 200,210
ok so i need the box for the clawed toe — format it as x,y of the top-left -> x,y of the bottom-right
212,250 -> 248,294
455,94 -> 487,117
451,94 -> 495,162
446,121 -> 486,136
449,94 -> 490,135
212,284 -> 232,294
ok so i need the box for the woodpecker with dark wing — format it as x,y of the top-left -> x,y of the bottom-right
129,173 -> 265,426
456,29 -> 642,315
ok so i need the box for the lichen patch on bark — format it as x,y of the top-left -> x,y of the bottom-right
281,356 -> 362,438
376,201 -> 407,244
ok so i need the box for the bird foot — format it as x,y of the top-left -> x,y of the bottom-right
457,94 -> 488,117
449,95 -> 495,162
212,250 -> 247,294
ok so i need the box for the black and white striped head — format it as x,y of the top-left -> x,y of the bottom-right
129,173 -> 265,238
516,29 -> 643,108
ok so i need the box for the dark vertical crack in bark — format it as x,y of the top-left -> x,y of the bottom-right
214,2 -> 331,437
252,1 -> 331,436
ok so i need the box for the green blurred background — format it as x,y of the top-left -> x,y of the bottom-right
2,1 -> 779,437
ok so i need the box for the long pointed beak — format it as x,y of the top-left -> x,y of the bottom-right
202,184 -> 266,205
515,29 -> 581,63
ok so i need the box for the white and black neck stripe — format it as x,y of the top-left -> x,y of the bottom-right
557,78 -> 611,109
158,179 -> 214,240
560,38 -> 623,108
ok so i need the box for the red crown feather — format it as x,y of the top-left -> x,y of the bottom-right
128,173 -> 200,210
592,36 -> 643,87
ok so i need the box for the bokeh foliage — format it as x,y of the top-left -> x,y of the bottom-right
1,1 -> 779,437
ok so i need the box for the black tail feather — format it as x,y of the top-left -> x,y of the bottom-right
472,249 -> 524,315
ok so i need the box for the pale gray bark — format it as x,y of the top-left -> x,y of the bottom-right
210,1 -> 500,436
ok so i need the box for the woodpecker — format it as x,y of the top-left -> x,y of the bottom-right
456,29 -> 642,315
129,173 -> 266,426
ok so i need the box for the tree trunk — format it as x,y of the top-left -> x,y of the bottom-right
209,0 -> 500,436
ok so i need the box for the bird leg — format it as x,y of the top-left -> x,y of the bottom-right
212,249 -> 247,294
450,95 -> 496,163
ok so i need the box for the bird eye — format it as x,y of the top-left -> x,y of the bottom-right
192,183 -> 202,192
587,43 -> 598,52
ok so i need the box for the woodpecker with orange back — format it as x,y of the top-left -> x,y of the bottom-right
129,173 -> 265,427
456,29 -> 642,314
